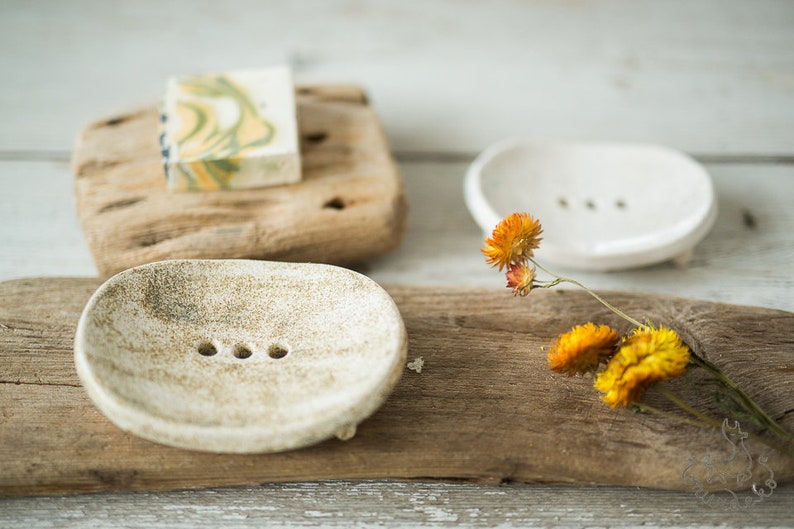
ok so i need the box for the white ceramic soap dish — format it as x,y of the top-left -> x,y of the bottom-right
464,140 -> 718,271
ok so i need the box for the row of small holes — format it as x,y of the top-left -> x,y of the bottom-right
197,342 -> 289,360
558,197 -> 627,210
234,344 -> 252,359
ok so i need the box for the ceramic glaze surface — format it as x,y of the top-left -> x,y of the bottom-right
74,259 -> 407,453
465,140 -> 718,270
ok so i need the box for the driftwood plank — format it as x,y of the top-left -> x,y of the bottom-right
0,277 -> 792,496
72,85 -> 407,279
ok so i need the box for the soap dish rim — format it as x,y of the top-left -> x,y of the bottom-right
74,259 -> 408,454
464,138 -> 719,271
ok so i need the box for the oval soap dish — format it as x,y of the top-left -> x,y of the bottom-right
74,259 -> 407,453
464,140 -> 718,271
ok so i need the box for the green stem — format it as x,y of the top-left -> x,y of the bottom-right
518,255 -> 794,457
657,387 -> 725,430
658,386 -> 794,458
634,402 -> 713,430
689,354 -> 793,443
529,258 -> 644,328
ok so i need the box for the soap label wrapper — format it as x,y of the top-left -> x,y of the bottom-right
160,67 -> 301,191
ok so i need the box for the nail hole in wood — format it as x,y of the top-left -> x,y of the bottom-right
233,344 -> 252,359
742,209 -> 757,230
198,342 -> 217,357
558,197 -> 569,208
268,344 -> 289,359
323,197 -> 346,210
586,199 -> 596,210
304,132 -> 328,144
616,199 -> 627,209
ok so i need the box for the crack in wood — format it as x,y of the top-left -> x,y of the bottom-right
88,469 -> 139,488
3,149 -> 794,166
74,158 -> 121,177
0,150 -> 72,162
0,380 -> 82,388
98,197 -> 146,214
389,151 -> 794,165
0,322 -> 35,332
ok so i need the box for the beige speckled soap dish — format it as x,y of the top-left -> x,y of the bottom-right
74,259 -> 407,453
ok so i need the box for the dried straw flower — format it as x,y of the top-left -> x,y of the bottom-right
594,326 -> 690,408
481,212 -> 543,271
482,210 -> 794,457
505,262 -> 537,296
548,323 -> 620,375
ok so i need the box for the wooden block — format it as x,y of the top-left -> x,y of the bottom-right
73,85 -> 407,279
1,277 -> 792,496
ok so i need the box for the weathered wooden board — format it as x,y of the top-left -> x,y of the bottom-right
1,277 -> 792,497
73,85 -> 407,279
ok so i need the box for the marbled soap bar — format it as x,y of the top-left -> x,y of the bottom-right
160,67 -> 301,191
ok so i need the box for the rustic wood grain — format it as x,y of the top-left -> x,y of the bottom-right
72,85 -> 407,279
5,482 -> 794,529
1,277 -> 792,497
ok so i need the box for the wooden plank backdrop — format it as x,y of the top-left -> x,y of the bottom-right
1,1 -> 794,156
1,0 -> 793,527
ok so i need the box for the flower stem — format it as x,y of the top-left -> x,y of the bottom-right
689,353 -> 794,443
529,258 -> 644,328
634,402 -> 712,430
517,253 -> 793,457
657,386 -> 794,458
657,387 -> 725,430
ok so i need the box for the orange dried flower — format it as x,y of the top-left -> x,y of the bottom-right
594,325 -> 690,408
505,263 -> 536,296
547,323 -> 620,375
482,212 -> 543,271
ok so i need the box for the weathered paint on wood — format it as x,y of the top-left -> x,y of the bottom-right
3,1 -> 794,156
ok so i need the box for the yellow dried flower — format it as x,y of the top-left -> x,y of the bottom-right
594,325 -> 690,408
548,323 -> 620,375
505,263 -> 536,296
482,212 -> 543,271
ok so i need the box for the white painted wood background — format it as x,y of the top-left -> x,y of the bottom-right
1,0 -> 793,526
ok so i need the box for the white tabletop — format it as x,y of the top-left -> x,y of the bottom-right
1,1 -> 793,526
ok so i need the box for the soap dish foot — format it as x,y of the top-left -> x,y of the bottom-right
335,424 -> 357,441
672,248 -> 695,268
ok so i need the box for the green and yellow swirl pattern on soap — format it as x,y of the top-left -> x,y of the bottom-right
169,75 -> 276,190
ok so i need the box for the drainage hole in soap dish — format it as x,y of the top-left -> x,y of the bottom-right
268,344 -> 289,359
558,197 -> 628,211
233,344 -> 253,359
197,342 -> 218,357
